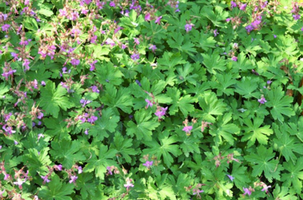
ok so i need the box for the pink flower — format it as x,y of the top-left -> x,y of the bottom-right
155,107 -> 168,119
41,175 -> 50,183
145,99 -> 153,108
243,187 -> 252,196
231,56 -> 237,61
239,3 -> 247,10
109,1 -> 115,7
258,95 -> 267,104
143,161 -> 153,168
185,23 -> 193,32
182,125 -> 193,134
134,38 -> 140,45
69,175 -> 78,183
227,174 -> 234,181
231,1 -> 237,8
155,16 -> 162,24
294,14 -> 301,20
261,184 -> 271,193
54,164 -> 62,171
149,44 -> 157,52
71,59 -> 80,66
1,24 -> 10,31
131,53 -> 140,61
124,178 -> 134,190
145,13 -> 151,21
214,29 -> 219,37
78,166 -> 83,174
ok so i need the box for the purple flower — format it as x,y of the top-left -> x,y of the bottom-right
41,175 -> 50,183
37,112 -> 44,119
134,38 -> 140,45
155,16 -> 162,24
258,96 -> 267,104
109,1 -> 115,7
83,0 -> 92,4
90,35 -> 97,44
243,187 -> 252,196
149,44 -> 157,52
38,133 -> 44,141
267,80 -> 272,85
231,1 -> 237,8
69,175 -> 78,183
23,59 -> 30,71
87,115 -> 98,124
239,3 -> 247,10
155,107 -> 168,119
4,173 -> 10,180
261,184 -> 271,193
293,14 -> 300,20
245,25 -> 254,33
135,80 -> 141,86
84,129 -> 89,135
14,140 -> 18,145
13,178 -> 26,187
131,53 -> 140,61
226,18 -> 231,22
145,13 -> 151,21
107,166 -> 113,175
145,99 -> 153,108
301,27 -> 303,32
1,24 -> 10,31
89,60 -> 97,71
193,189 -> 204,195
71,59 -> 80,66
91,85 -> 100,93
214,29 -> 219,37
182,125 -> 193,134
185,23 -> 193,32
227,175 -> 234,181
80,99 -> 91,107
3,125 -> 16,135
273,34 -> 277,38
231,56 -> 237,61
124,178 -> 134,190
143,161 -> 153,168
78,166 -> 83,174
54,164 -> 63,171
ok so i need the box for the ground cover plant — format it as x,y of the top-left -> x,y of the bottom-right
1,0 -> 303,199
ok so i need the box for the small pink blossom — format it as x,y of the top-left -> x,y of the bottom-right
182,125 -> 193,134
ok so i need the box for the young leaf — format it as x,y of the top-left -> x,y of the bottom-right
126,109 -> 160,141
110,133 -> 137,163
100,84 -> 133,114
281,157 -> 303,194
266,86 -> 295,122
245,146 -> 283,182
95,62 -> 123,85
197,91 -> 227,122
39,174 -> 74,200
166,87 -> 195,117
50,139 -> 86,169
81,108 -> 120,141
241,117 -> 273,147
209,112 -> 240,145
143,136 -> 181,167
234,76 -> 259,99
273,123 -> 303,164
83,145 -> 117,180
39,81 -> 74,118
